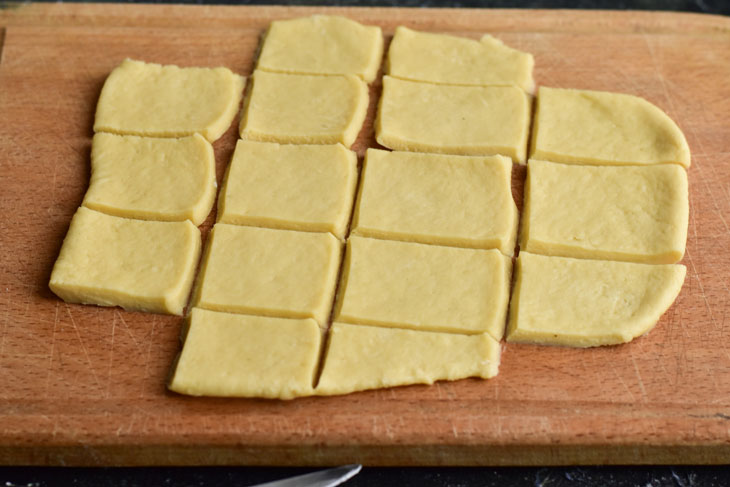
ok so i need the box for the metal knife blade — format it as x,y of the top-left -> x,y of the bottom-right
249,464 -> 362,487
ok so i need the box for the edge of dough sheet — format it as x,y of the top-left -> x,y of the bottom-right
505,253 -> 687,347
529,86 -> 691,168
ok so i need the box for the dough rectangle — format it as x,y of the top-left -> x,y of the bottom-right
84,133 -> 216,226
386,26 -> 534,92
530,86 -> 691,167
49,207 -> 201,315
240,70 -> 368,148
169,308 -> 321,399
506,252 -> 686,347
217,140 -> 358,238
193,224 -> 342,326
375,76 -> 531,162
521,159 -> 689,264
94,59 -> 245,142
335,236 -> 512,340
352,149 -> 517,254
316,322 -> 500,396
256,15 -> 384,83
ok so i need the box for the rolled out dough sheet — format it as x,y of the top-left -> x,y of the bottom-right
218,140 -> 358,238
530,86 -> 691,167
386,26 -> 534,92
522,159 -> 688,264
335,236 -> 512,340
193,224 -> 342,326
257,15 -> 384,83
169,308 -> 321,399
506,252 -> 686,347
240,70 -> 368,148
83,133 -> 216,226
352,149 -> 517,254
94,59 -> 245,142
316,322 -> 500,396
375,76 -> 531,162
49,207 -> 201,315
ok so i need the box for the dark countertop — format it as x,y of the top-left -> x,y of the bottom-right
3,1 -> 729,485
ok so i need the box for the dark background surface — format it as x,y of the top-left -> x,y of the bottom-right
3,0 -> 730,485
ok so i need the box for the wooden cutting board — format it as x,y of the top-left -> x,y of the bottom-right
1,3 -> 729,466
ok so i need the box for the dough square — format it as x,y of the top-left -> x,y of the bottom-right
218,140 -> 358,238
240,70 -> 368,148
49,207 -> 201,315
376,76 -> 531,162
334,236 -> 512,340
522,160 -> 688,264
530,87 -> 691,167
94,59 -> 245,142
506,252 -> 686,347
386,26 -> 534,92
257,15 -> 384,83
352,149 -> 517,254
83,133 -> 216,226
169,308 -> 321,399
316,323 -> 500,396
193,224 -> 342,326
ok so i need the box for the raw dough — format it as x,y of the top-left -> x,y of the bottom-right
49,207 -> 201,315
386,26 -> 534,92
193,224 -> 341,326
257,15 -> 384,83
352,149 -> 517,254
316,323 -> 500,396
335,236 -> 512,340
218,140 -> 358,238
522,160 -> 688,264
376,76 -> 531,162
240,70 -> 368,148
169,308 -> 321,399
83,133 -> 216,226
94,59 -> 245,142
530,87 -> 691,167
506,252 -> 686,347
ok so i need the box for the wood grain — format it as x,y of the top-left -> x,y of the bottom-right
0,4 -> 729,466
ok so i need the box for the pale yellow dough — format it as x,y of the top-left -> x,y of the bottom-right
522,160 -> 688,264
94,59 -> 245,142
257,15 -> 384,83
49,207 -> 201,315
376,76 -> 531,162
506,252 -> 686,347
83,133 -> 216,226
387,26 -> 534,92
193,224 -> 341,326
218,140 -> 358,238
316,323 -> 500,396
352,149 -> 517,254
240,70 -> 368,148
335,236 -> 512,340
169,308 -> 321,399
531,87 -> 691,167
